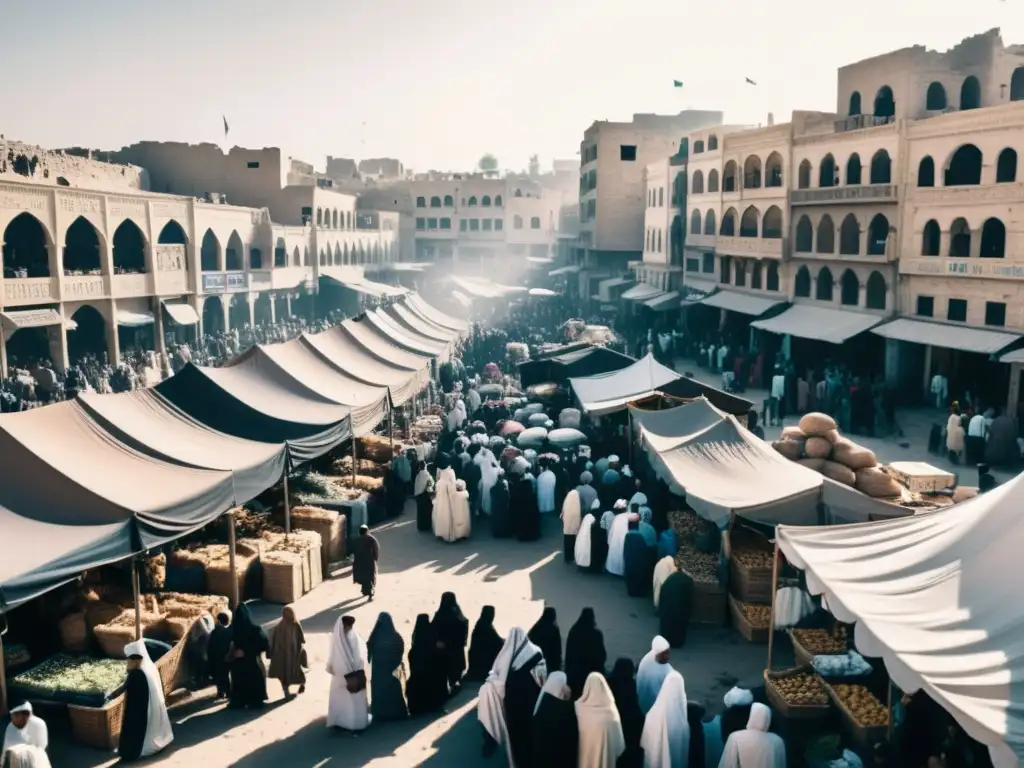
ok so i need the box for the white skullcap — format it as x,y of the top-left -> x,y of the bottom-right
10,701 -> 32,714
613,499 -> 628,510
723,686 -> 754,708
608,454 -> 620,463
651,636 -> 670,654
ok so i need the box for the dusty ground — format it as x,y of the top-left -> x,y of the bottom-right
52,510 -> 770,768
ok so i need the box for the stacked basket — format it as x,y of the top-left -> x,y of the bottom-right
725,525 -> 774,644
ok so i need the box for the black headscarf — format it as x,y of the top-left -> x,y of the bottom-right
564,607 -> 607,698
467,605 -> 504,681
607,657 -> 645,754
527,607 -> 562,672
231,603 -> 268,652
432,592 -> 469,684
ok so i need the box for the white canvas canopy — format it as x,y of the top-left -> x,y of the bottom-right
569,353 -> 680,415
777,475 -> 1024,768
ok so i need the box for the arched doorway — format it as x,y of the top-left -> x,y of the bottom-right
794,266 -> 811,297
795,216 -> 812,252
845,154 -> 862,185
253,293 -> 273,325
922,220 -> 940,256
848,92 -> 861,115
739,206 -> 759,237
3,212 -> 51,277
816,267 -> 834,301
817,215 -> 835,254
873,86 -> 895,118
867,214 -> 889,256
980,218 -> 1006,258
275,238 -> 287,267
839,214 -> 860,255
865,272 -> 887,310
762,206 -> 782,239
64,216 -> 103,275
112,220 -> 147,273
870,150 -> 892,184
840,269 -> 859,306
67,305 -> 107,363
949,218 -> 971,258
926,82 -> 947,110
202,295 -> 224,335
228,293 -> 250,329
819,155 -> 836,188
200,229 -> 220,271
703,210 -> 716,235
225,232 -> 244,271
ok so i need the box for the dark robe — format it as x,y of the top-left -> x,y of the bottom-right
416,489 -> 433,532
367,614 -> 408,721
118,667 -> 150,762
352,533 -> 379,598
687,702 -> 706,768
623,531 -> 654,597
511,476 -> 541,541
564,612 -> 607,699
229,604 -> 269,708
464,460 -> 483,515
490,479 -> 512,538
467,607 -> 503,681
534,692 -> 579,768
384,469 -> 404,518
658,571 -> 694,648
207,623 -> 232,697
607,659 -> 645,768
527,608 -> 562,672
505,651 -> 544,768
406,618 -> 448,715
589,520 -> 609,574
431,594 -> 469,690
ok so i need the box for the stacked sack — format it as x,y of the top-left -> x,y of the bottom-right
771,412 -> 902,498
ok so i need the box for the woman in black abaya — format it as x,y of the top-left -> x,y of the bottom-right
467,605 -> 504,681
511,473 -> 541,541
527,606 -> 562,672
406,614 -> 449,715
228,603 -> 269,709
413,460 -> 434,532
490,476 -> 512,538
607,657 -> 645,768
431,592 -> 469,694
533,671 -> 578,768
563,607 -> 607,699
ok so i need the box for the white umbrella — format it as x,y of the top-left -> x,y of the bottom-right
516,426 -> 549,447
548,427 -> 587,447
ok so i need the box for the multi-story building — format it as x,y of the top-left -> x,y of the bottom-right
577,110 -> 723,298
626,157 -> 687,313
0,140 -> 400,376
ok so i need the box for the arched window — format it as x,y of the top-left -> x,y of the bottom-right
867,214 -> 889,256
249,247 -> 263,269
870,150 -> 892,184
735,259 -> 746,286
63,216 -> 102,274
739,206 -> 759,237
720,208 -> 737,236
708,135 -> 719,150
816,267 -> 834,301
918,156 -> 936,187
922,220 -> 941,256
794,266 -> 811,297
494,195 -> 503,207
482,195 -> 492,207
656,230 -> 662,252
751,261 -> 763,289
430,196 -> 441,207
416,196 -> 426,208
874,86 -> 895,118
316,208 -> 323,226
846,154 -> 862,185
766,262 -> 780,292
817,215 -> 836,254
743,156 -> 762,189
798,160 -> 812,189
795,215 -> 813,252
949,218 -> 971,258
819,154 -> 837,188
1011,67 -> 1024,101
690,210 -> 701,235
332,210 -> 338,228
960,76 -> 981,111
997,148 -> 1018,183
292,246 -> 300,266
762,206 -> 782,239
513,215 -> 523,229
840,269 -> 860,306
692,170 -> 704,194
704,210 -> 716,235
848,91 -> 862,116
707,169 -> 720,193
530,216 -> 541,229
443,194 -> 454,206
723,160 -> 738,192
112,220 -> 147,273
693,140 -> 705,153
839,214 -> 860,255
765,152 -> 783,187
200,229 -> 220,271
945,144 -> 983,186
866,272 -> 887,310
980,218 -> 1006,258
468,196 -> 478,207
926,82 -> 948,110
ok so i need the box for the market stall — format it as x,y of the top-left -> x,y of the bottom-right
518,344 -> 635,388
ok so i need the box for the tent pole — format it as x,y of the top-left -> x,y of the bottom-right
0,632 -> 8,717
351,434 -> 358,484
627,408 -> 634,467
886,679 -> 894,742
388,402 -> 395,454
765,539 -> 781,672
132,557 -> 142,641
283,466 -> 292,535
228,513 -> 239,609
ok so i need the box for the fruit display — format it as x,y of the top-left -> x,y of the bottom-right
792,625 -> 849,655
832,684 -> 890,726
769,671 -> 829,706
12,653 -> 126,705
739,601 -> 771,628
674,544 -> 720,584
669,509 -> 707,541
733,548 -> 773,570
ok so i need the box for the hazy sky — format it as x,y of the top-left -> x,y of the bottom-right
3,0 -> 1020,174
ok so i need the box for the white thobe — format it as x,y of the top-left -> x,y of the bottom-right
640,670 -> 691,767
637,650 -> 674,714
2,717 -> 48,760
326,625 -> 370,731
718,704 -> 786,768
561,489 -> 582,535
432,468 -> 471,542
536,470 -> 557,514
605,513 -> 631,577
574,514 -> 596,567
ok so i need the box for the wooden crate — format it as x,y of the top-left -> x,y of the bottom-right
763,666 -> 832,720
728,594 -> 770,644
691,579 -> 727,626
729,557 -> 773,604
821,679 -> 889,749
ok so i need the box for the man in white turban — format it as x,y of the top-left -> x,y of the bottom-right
2,702 -> 47,762
705,687 -> 755,766
636,635 -> 674,714
719,702 -> 786,768
604,501 -> 631,577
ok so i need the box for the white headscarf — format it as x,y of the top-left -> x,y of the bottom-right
533,670 -> 571,715
719,703 -> 787,768
574,514 -> 596,567
561,489 -> 582,535
2,702 -> 48,758
636,636 -> 674,714
327,618 -> 366,678
652,556 -> 676,609
2,745 -> 51,768
575,672 -> 626,768
478,627 -> 548,761
640,670 -> 691,767
487,627 -> 546,690
124,640 -> 174,758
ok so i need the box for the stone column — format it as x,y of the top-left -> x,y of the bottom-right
268,293 -> 276,324
1007,363 -> 1021,418
884,337 -> 900,389
0,333 -> 8,378
153,299 -> 166,357
105,305 -> 121,367
285,293 -> 293,318
48,324 -> 69,374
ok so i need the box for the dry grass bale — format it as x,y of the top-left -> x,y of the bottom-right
820,460 -> 856,486
781,426 -> 807,441
798,412 -> 837,437
356,435 -> 394,463
291,506 -> 345,564
952,485 -> 979,503
168,549 -> 206,568
332,456 -> 387,478
804,436 -> 834,459
772,440 -> 804,461
84,601 -> 125,631
855,467 -> 903,498
833,441 -> 878,470
797,458 -> 826,472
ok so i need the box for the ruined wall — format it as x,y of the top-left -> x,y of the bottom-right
0,139 -> 148,192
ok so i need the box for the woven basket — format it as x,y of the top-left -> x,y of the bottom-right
164,616 -> 197,642
205,553 -> 255,601
262,552 -> 303,604
821,679 -> 889,748
291,507 -> 346,566
59,611 -> 89,652
728,594 -> 770,644
764,666 -> 832,720
68,696 -> 125,751
93,621 -> 137,659
84,601 -> 124,631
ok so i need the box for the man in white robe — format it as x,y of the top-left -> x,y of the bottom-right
326,615 -> 370,732
604,502 -> 632,576
478,450 -> 500,515
560,488 -> 582,563
536,465 -> 557,514
719,702 -> 786,768
2,702 -> 47,763
120,640 -> 173,761
640,669 -> 690,767
432,466 -> 471,542
467,385 -> 482,416
636,635 -> 675,714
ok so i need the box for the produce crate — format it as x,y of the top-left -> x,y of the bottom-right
691,578 -> 727,626
728,594 -> 770,644
788,627 -> 850,668
821,679 -> 889,749
729,558 -> 774,604
262,552 -> 303,604
763,666 -> 832,720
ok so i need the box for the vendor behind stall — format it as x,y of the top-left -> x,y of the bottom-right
1,702 -> 48,761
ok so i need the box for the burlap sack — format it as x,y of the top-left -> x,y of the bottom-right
821,460 -> 856,486
781,426 -> 806,442
799,412 -> 837,437
832,441 -> 878,470
854,466 -> 902,497
822,429 -> 842,445
772,440 -> 804,461
797,458 -> 825,472
804,436 -> 833,459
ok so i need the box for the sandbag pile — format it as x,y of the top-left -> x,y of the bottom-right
771,413 -> 902,498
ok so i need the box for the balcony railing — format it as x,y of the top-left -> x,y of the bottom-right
715,236 -> 784,259
834,114 -> 896,133
2,277 -> 58,307
201,271 -> 249,293
901,257 -> 1024,280
789,184 -> 897,205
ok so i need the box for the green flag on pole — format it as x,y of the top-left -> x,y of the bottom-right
673,80 -> 683,88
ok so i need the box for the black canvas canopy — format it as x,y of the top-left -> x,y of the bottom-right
519,344 -> 635,388
657,375 -> 753,416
